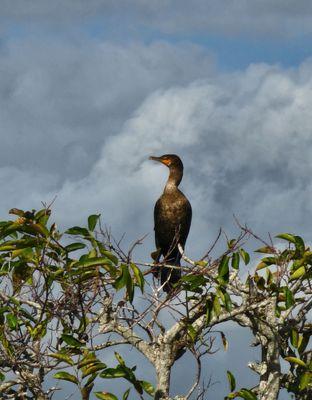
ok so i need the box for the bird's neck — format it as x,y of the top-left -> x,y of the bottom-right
164,167 -> 183,193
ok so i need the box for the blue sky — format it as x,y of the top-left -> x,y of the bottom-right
85,21 -> 312,69
1,1 -> 312,399
4,14 -> 312,70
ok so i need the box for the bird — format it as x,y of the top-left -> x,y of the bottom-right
149,154 -> 192,293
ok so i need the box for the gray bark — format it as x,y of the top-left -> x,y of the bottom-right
249,298 -> 281,400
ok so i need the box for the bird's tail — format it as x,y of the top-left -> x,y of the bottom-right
161,258 -> 181,293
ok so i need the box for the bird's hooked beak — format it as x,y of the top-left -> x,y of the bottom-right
149,156 -> 171,166
149,156 -> 161,162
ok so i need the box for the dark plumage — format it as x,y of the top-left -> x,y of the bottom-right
149,154 -> 192,292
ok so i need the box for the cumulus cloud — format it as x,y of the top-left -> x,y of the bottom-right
33,60 -> 312,263
0,37 -> 214,190
1,24 -> 310,400
43,61 -> 312,399
3,34 -> 312,256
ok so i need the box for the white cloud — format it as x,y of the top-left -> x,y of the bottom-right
3,46 -> 312,262
0,167 -> 57,214
1,28 -> 306,400
0,37 -> 214,184
28,58 -> 312,264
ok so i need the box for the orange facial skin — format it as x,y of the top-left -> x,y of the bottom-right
161,158 -> 171,166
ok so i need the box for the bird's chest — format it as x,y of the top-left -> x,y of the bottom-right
157,194 -> 185,221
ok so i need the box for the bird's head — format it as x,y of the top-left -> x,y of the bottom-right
149,154 -> 183,169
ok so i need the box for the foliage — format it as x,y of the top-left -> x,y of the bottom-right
0,208 -> 150,399
0,208 -> 311,400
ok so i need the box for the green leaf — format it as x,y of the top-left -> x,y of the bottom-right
74,257 -> 113,269
115,264 -> 134,302
61,334 -> 84,348
125,274 -> 134,303
218,255 -> 229,284
266,268 -> 273,285
290,266 -> 306,280
255,246 -> 274,254
12,261 -> 32,290
8,296 -> 20,306
181,274 -> 206,285
6,313 -> 18,330
30,322 -> 47,340
100,367 -> 127,379
66,226 -> 90,236
141,380 -> 155,396
73,270 -> 100,284
114,264 -> 128,290
48,352 -> 74,366
195,260 -> 208,267
217,287 -> 232,312
133,380 -> 143,395
100,250 -> 119,265
227,239 -> 236,249
32,223 -> 50,237
276,233 -> 296,244
298,333 -> 310,354
290,329 -> 299,348
9,208 -> 25,217
0,329 -> 13,355
255,262 -> 268,271
283,287 -> 295,309
213,294 -> 221,316
254,274 -> 266,291
81,383 -> 94,400
88,248 -> 97,258
54,371 -> 78,385
225,393 -> 237,399
0,372 -> 5,382
187,325 -> 197,341
294,235 -> 305,255
34,208 -> 51,224
0,244 -> 16,251
227,370 -> 236,392
206,299 -> 213,324
88,214 -> 100,231
237,389 -> 257,400
299,371 -> 312,390
223,291 -> 233,312
285,356 -> 307,368
297,335 -> 303,351
292,259 -> 305,271
95,393 -> 118,400
115,351 -> 126,366
78,352 -> 97,369
256,257 -> 276,271
231,253 -> 240,270
85,373 -> 97,387
82,363 -> 107,379
130,263 -> 144,293
65,242 -> 86,252
12,247 -> 34,261
123,388 -> 131,400
239,249 -> 250,265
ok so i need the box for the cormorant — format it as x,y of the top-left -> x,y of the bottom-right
149,154 -> 192,292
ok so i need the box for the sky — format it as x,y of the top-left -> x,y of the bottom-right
1,1 -> 312,398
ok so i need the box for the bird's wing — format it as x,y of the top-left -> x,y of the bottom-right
178,197 -> 192,248
154,198 -> 161,230
153,197 -> 162,249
